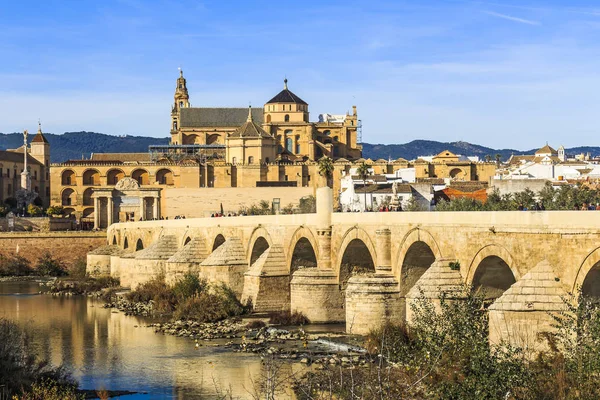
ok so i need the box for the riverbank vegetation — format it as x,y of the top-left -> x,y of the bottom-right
123,273 -> 248,322
292,286 -> 600,399
436,183 -> 600,211
0,253 -> 68,277
0,318 -> 81,399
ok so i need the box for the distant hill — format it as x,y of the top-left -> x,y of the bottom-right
361,140 -> 600,162
0,132 -> 169,163
0,131 -> 597,163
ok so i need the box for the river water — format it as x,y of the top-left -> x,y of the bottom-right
0,281 -> 303,399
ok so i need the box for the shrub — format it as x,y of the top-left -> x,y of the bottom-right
126,275 -> 176,313
172,273 -> 207,301
27,204 -> 43,217
268,310 -> 309,326
13,379 -> 82,400
0,254 -> 33,276
69,258 -> 87,278
0,319 -> 77,397
174,284 -> 246,322
0,204 -> 8,217
34,253 -> 67,277
46,205 -> 64,216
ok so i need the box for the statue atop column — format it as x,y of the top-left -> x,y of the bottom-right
17,129 -> 37,215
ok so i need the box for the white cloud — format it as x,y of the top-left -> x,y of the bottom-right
482,11 -> 540,26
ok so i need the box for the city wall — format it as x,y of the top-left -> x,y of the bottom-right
0,232 -> 106,266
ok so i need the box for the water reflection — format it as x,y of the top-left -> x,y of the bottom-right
0,282 -> 300,399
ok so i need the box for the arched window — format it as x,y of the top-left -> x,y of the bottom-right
156,169 -> 174,185
266,114 -> 271,123
61,170 -> 76,186
107,169 -> 125,185
61,188 -> 76,206
295,135 -> 301,154
284,114 -> 290,122
323,130 -> 331,136
286,137 -> 293,153
277,135 -> 283,153
83,169 -> 100,186
248,156 -> 254,164
131,169 -> 149,185
173,121 -> 177,130
179,101 -> 183,108
232,157 -> 237,164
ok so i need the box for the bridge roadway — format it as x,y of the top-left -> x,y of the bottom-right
89,188 -> 600,353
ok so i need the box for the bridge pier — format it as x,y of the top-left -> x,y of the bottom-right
199,237 -> 247,298
488,260 -> 568,356
405,258 -> 464,326
291,268 -> 344,323
242,244 -> 290,312
345,274 -> 402,334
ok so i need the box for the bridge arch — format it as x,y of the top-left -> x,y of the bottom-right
395,228 -> 442,295
247,227 -> 274,266
336,227 -> 377,288
212,234 -> 226,251
287,226 -> 319,273
574,247 -> 600,297
135,238 -> 144,251
466,244 -> 520,284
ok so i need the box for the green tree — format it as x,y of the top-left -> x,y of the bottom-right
356,162 -> 371,211
317,156 -> 334,187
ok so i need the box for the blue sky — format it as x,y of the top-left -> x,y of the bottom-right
1,0 -> 600,149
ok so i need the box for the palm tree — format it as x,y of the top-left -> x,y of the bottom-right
356,162 -> 371,211
317,156 -> 334,187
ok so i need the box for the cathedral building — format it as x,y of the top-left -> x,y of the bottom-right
49,71 -> 364,227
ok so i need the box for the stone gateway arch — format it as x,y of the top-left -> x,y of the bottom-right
88,188 -> 600,352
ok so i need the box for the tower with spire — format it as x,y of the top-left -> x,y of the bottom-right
171,68 -> 191,144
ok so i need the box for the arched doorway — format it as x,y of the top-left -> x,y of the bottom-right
449,168 -> 463,179
136,239 -> 144,251
339,239 -> 375,291
289,237 -> 317,274
250,237 -> 270,266
83,188 -> 94,206
61,188 -> 76,206
212,234 -> 225,251
472,256 -> 516,302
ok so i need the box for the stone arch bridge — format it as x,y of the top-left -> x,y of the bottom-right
89,188 -> 600,349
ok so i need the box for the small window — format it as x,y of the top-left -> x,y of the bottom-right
6,169 -> 9,178
179,101 -> 183,108
173,121 -> 177,130
248,156 -> 254,164
232,157 -> 236,164
284,114 -> 290,122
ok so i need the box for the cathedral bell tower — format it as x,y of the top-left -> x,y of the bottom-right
171,68 -> 190,144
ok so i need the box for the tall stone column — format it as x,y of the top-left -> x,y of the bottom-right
139,197 -> 145,221
93,197 -> 100,229
375,228 -> 392,273
107,197 -> 113,227
153,196 -> 159,220
316,228 -> 332,270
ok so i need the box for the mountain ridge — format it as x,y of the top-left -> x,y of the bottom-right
0,131 -> 596,163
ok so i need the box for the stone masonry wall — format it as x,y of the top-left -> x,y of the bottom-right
0,232 -> 106,267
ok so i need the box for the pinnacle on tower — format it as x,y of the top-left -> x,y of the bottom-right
284,78 -> 288,90
247,105 -> 253,122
